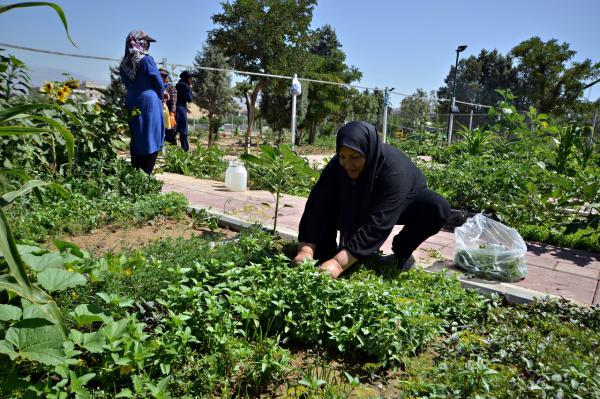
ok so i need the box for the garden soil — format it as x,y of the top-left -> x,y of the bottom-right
50,215 -> 236,256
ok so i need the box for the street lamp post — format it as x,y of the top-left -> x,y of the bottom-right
447,45 -> 467,143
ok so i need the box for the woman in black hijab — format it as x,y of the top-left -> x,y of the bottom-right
295,121 -> 450,278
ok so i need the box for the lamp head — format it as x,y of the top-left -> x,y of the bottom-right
456,45 -> 467,52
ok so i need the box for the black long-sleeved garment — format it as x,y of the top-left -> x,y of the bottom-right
298,122 -> 426,259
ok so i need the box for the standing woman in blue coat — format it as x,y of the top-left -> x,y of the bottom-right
175,70 -> 195,152
119,30 -> 164,174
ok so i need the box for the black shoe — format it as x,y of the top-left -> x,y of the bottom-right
378,254 -> 415,271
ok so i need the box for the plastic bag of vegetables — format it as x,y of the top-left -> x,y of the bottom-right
454,213 -> 527,282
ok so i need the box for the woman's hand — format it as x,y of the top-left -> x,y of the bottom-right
318,250 -> 356,279
293,249 -> 314,264
318,259 -> 345,278
293,243 -> 315,264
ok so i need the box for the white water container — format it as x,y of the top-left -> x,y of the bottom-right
225,160 -> 235,189
229,162 -> 247,192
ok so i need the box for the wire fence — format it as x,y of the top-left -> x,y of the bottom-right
1,42 -> 598,145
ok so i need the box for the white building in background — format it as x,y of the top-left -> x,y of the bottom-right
72,81 -> 106,103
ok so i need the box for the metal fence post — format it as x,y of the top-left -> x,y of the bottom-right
290,74 -> 301,150
383,87 -> 391,143
469,109 -> 473,130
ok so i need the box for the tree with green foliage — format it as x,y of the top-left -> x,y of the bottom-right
398,89 -> 433,132
103,65 -> 126,108
259,79 -> 309,145
437,49 -> 518,111
209,0 -> 317,152
345,88 -> 381,126
511,36 -> 600,114
193,43 -> 234,146
437,39 -> 599,117
303,25 -> 361,144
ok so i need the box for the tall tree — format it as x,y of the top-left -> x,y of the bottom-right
209,0 -> 317,152
193,43 -> 234,146
303,25 -> 361,144
260,78 -> 309,145
511,36 -> 600,114
345,89 -> 381,126
398,89 -> 432,131
437,49 -> 518,112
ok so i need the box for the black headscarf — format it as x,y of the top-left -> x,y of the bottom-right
336,121 -> 386,241
299,120 -> 428,259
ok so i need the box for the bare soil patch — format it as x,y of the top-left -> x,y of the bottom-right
51,215 -> 237,256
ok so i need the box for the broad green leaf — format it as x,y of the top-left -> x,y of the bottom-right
4,320 -> 65,365
61,252 -> 85,265
70,330 -> 106,353
16,244 -> 47,255
0,339 -> 18,360
71,304 -> 111,326
23,302 -> 56,321
0,279 -> 67,338
0,2 -> 77,47
53,239 -> 86,258
81,333 -> 106,353
21,252 -> 65,272
101,318 -> 129,341
36,268 -> 86,292
0,304 -> 22,321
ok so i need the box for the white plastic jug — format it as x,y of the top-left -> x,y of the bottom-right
229,162 -> 247,192
225,160 -> 235,189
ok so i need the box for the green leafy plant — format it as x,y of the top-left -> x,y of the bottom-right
552,124 -> 580,173
241,144 -> 317,234
456,126 -> 496,155
160,145 -> 226,180
574,126 -> 598,170
454,246 -> 526,282
0,52 -> 31,100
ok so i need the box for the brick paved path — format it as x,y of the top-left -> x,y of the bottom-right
159,172 -> 600,305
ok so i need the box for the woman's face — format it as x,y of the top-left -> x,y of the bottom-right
339,146 -> 366,180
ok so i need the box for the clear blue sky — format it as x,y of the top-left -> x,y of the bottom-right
1,0 -> 598,105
